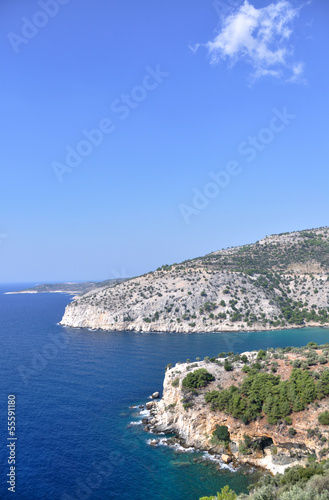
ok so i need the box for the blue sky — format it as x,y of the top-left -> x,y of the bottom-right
1,0 -> 329,283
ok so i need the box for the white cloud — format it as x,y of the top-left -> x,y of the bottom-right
197,0 -> 305,83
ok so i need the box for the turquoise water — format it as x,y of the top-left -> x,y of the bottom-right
0,284 -> 328,499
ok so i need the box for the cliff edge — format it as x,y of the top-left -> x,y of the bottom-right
146,344 -> 329,474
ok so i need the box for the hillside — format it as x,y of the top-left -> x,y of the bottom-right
60,227 -> 329,332
146,343 -> 329,476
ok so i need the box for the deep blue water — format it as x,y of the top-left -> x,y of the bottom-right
1,284 -> 329,500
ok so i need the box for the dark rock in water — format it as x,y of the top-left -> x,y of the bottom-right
142,418 -> 148,424
146,401 -> 154,410
166,437 -> 176,446
209,445 -> 225,454
129,405 -> 136,409
151,391 -> 160,399
149,439 -> 159,446
179,440 -> 191,449
143,425 -> 150,432
173,461 -> 191,468
138,405 -> 144,409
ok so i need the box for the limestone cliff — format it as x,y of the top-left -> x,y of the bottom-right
60,227 -> 329,332
146,347 -> 329,474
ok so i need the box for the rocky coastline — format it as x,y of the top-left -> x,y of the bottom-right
140,349 -> 329,476
60,228 -> 329,333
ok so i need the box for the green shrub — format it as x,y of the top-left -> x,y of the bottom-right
257,349 -> 267,360
171,378 -> 179,387
280,464 -> 324,486
252,362 -> 262,370
249,484 -> 277,500
182,368 -> 214,390
239,435 -> 252,455
238,441 -> 248,455
202,453 -> 329,499
318,411 -> 329,425
271,362 -> 278,373
200,485 -> 237,500
224,361 -> 233,371
212,425 -> 230,443
205,367 -> 321,425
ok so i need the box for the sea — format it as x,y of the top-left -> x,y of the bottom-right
1,283 -> 329,500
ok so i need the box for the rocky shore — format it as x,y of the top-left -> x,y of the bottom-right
141,349 -> 329,475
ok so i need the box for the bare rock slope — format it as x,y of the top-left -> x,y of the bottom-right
60,227 -> 329,332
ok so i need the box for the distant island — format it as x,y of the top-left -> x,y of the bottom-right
60,227 -> 329,332
6,278 -> 127,296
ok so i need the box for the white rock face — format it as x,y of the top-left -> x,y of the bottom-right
60,228 -> 329,333
148,357 -> 328,474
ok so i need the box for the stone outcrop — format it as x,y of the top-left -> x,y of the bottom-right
145,352 -> 329,474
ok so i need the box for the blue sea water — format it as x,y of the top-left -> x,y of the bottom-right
1,284 -> 329,500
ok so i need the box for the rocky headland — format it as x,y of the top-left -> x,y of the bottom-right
60,227 -> 329,332
143,344 -> 329,475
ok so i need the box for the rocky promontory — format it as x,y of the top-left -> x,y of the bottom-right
60,227 -> 329,333
145,344 -> 329,475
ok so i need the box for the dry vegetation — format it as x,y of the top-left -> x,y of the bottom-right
61,227 -> 329,332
